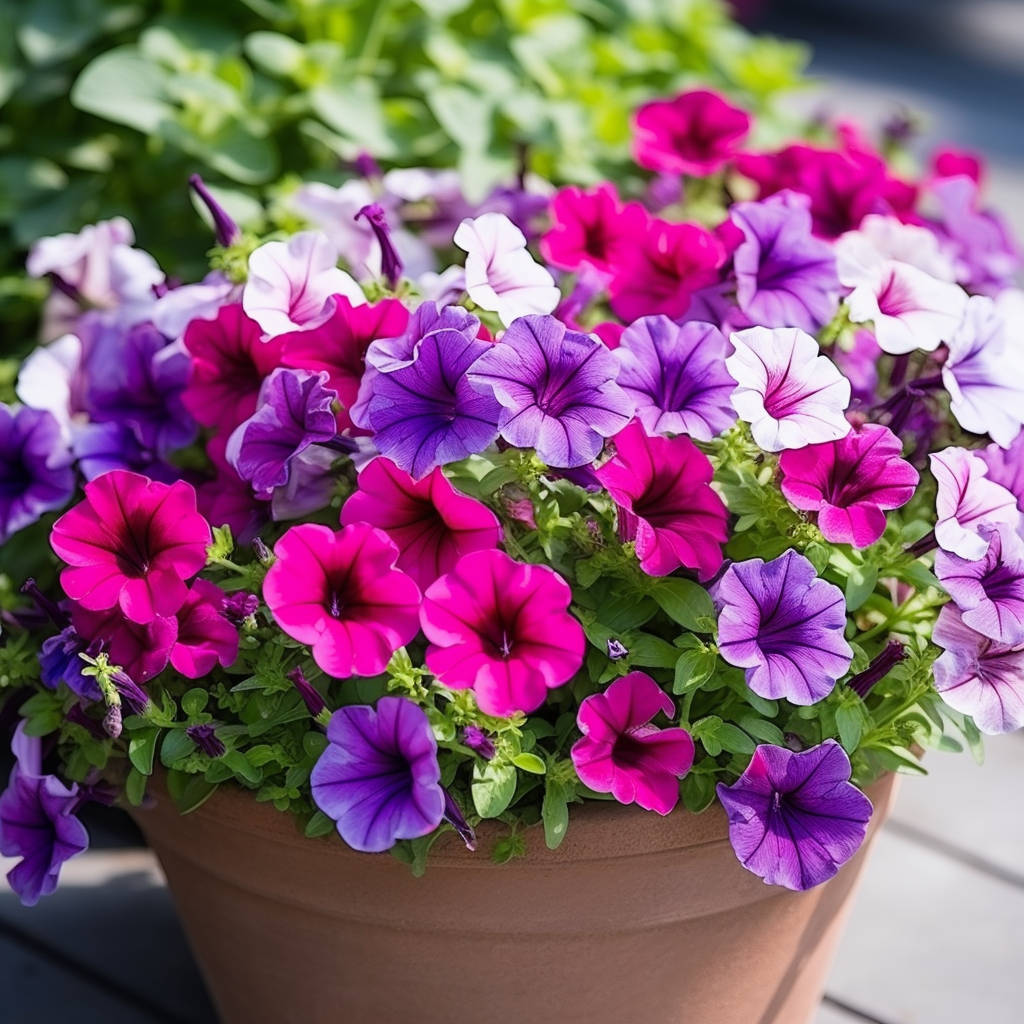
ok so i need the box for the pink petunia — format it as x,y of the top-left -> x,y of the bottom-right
71,605 -> 178,684
608,216 -> 726,322
196,436 -> 269,546
420,549 -> 585,717
242,231 -> 365,339
779,423 -> 919,548
540,183 -> 647,276
727,326 -> 851,452
571,671 -> 694,815
279,296 -> 409,431
182,302 -> 284,434
168,580 -> 240,679
51,471 -> 211,625
632,89 -> 751,177
263,523 -> 421,679
595,420 -> 728,580
340,457 -> 502,590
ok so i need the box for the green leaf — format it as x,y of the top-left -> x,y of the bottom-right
649,577 -> 715,631
181,688 -> 209,718
716,723 -> 756,756
672,647 -> 717,695
71,47 -> 173,133
512,752 -> 546,775
627,634 -> 682,668
835,704 -> 865,753
304,811 -> 336,838
160,729 -> 194,767
223,750 -> 262,785
125,766 -> 148,807
471,762 -> 517,818
681,771 -> 716,813
128,727 -> 160,776
541,778 -> 571,850
244,31 -> 306,77
310,78 -> 396,158
426,84 -> 493,151
844,564 -> 878,612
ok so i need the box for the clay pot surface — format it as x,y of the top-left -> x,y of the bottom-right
133,772 -> 897,1024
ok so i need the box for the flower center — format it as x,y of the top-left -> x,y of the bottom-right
0,451 -> 32,498
327,590 -> 344,618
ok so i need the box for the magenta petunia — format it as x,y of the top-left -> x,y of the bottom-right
727,326 -> 851,452
71,604 -> 178,684
340,457 -> 502,589
420,549 -> 585,717
279,296 -> 410,431
931,447 -> 1020,560
571,672 -> 694,815
932,604 -> 1024,734
311,697 -> 445,853
182,302 -> 284,435
779,423 -> 919,548
935,523 -> 1024,645
168,579 -> 240,679
632,89 -> 751,176
242,230 -> 364,338
0,723 -> 89,907
467,314 -> 633,468
595,421 -> 728,580
613,316 -> 737,441
715,549 -> 853,705
263,523 -> 421,679
540,183 -> 646,276
51,471 -> 211,624
608,216 -> 726,322
716,740 -> 873,891
729,190 -> 840,332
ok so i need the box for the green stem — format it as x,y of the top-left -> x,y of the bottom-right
355,0 -> 392,76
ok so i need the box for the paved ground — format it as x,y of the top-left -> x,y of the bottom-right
2,736 -> 1023,1023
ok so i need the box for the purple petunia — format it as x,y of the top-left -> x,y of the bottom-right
729,190 -> 840,332
935,523 -> 1024,645
0,723 -> 89,906
353,325 -> 502,479
227,368 -> 339,494
39,625 -> 100,700
715,549 -> 853,705
467,314 -> 633,468
612,316 -> 737,440
716,740 -> 873,891
310,697 -> 446,853
933,604 -> 1024,734
0,404 -> 76,544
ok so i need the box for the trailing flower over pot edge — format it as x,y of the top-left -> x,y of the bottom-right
2,84 -> 1022,906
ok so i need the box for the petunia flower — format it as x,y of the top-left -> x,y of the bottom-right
715,549 -> 853,705
608,217 -> 726,322
727,326 -> 851,452
0,723 -> 89,907
263,523 -> 421,679
632,89 -> 750,176
0,403 -> 76,545
453,212 -> 560,326
362,301 -> 480,375
420,549 -> 585,717
571,672 -> 694,814
942,294 -> 1024,449
242,230 -> 365,338
980,432 -> 1024,513
729,190 -> 840,332
280,296 -> 409,430
716,740 -> 873,891
311,697 -> 445,853
168,580 -> 240,679
595,421 -> 728,579
186,724 -> 226,759
932,604 -> 1024,734
182,302 -> 285,435
340,457 -> 502,590
149,271 -> 237,343
930,447 -> 1020,560
935,523 -> 1024,645
843,258 -> 966,355
612,316 -> 737,440
778,423 -> 919,548
39,625 -> 100,700
467,315 -> 633,468
226,368 -> 339,494
51,471 -> 211,624
189,174 -> 240,247
71,604 -> 178,683
540,183 -> 647,275
835,213 -> 955,282
352,325 -> 502,479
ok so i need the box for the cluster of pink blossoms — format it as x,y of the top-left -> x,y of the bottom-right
4,81 -> 1024,903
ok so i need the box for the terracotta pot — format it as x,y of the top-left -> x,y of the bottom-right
133,772 -> 897,1024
